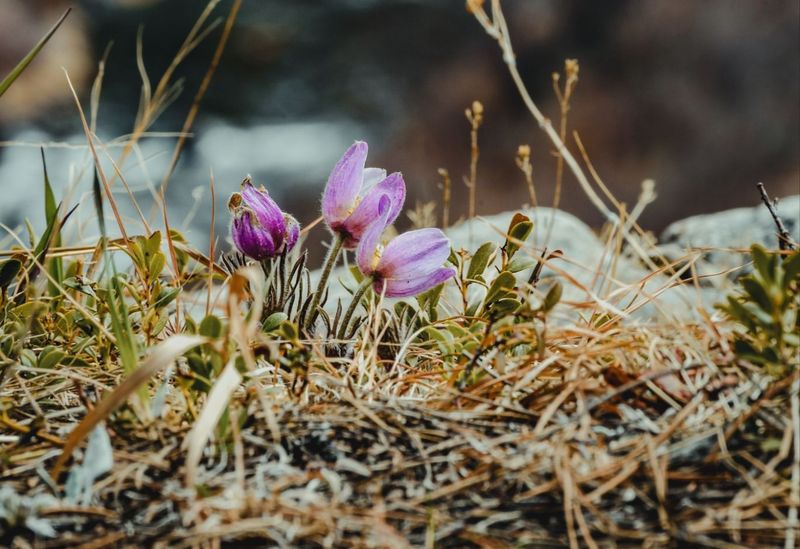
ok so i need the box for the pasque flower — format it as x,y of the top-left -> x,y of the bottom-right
321,141 -> 406,248
306,141 -> 406,331
229,178 -> 300,260
356,197 -> 456,298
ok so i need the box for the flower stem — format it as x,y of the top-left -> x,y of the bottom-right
304,233 -> 344,332
337,276 -> 373,341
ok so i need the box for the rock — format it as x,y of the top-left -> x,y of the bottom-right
311,207 -> 719,325
657,195 -> 800,279
302,199 -> 800,328
445,208 -> 720,323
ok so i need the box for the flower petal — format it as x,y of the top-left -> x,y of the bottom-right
377,266 -> 456,298
342,172 -> 406,247
361,168 -> 387,193
231,210 -> 276,260
322,141 -> 368,225
355,196 -> 391,275
241,181 -> 285,243
284,214 -> 300,253
377,228 -> 451,279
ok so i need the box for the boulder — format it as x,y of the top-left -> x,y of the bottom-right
657,195 -> 800,279
312,207 -> 718,324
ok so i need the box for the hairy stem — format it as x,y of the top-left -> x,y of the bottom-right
305,233 -> 344,332
337,276 -> 373,341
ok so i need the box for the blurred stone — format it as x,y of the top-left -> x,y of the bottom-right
657,194 -> 800,278
312,207 -> 722,324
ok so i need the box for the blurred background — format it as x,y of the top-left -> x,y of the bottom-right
0,0 -> 798,262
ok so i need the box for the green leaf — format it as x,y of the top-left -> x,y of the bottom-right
0,9 -> 71,98
750,244 -> 776,283
153,287 -> 180,310
467,242 -> 495,281
417,282 -> 445,320
263,312 -> 287,332
503,213 -> 533,261
489,298 -> 521,317
542,282 -> 563,312
39,347 -> 67,370
719,296 -> 757,330
740,277 -> 773,314
507,255 -> 537,274
447,249 -> 460,267
199,315 -> 223,338
107,276 -> 139,375
0,258 -> 22,291
484,271 -> 516,306
782,250 -> 800,290
279,321 -> 298,341
148,252 -> 166,278
41,150 -> 64,296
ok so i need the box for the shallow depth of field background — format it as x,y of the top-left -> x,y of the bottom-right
0,0 -> 798,260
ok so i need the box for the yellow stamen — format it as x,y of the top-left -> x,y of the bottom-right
371,243 -> 384,271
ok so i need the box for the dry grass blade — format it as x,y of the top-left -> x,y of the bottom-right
51,335 -> 206,479
63,70 -> 130,247
184,361 -> 242,488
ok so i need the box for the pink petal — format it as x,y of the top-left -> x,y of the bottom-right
341,172 -> 406,247
377,267 -> 456,298
355,196 -> 391,275
321,141 -> 368,225
231,210 -> 276,260
284,214 -> 300,253
377,228 -> 451,279
241,181 -> 285,242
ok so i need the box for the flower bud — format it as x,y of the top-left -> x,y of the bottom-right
228,178 -> 300,260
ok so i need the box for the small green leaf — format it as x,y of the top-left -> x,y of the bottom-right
42,149 -> 64,296
39,347 -> 67,370
279,321 -> 298,340
489,298 -> 520,317
503,213 -> 533,260
740,277 -> 773,313
417,282 -> 445,319
199,315 -> 223,338
782,250 -> 800,290
145,231 -> 162,257
153,287 -> 180,310
0,258 -> 23,291
507,255 -> 537,274
149,252 -> 166,278
750,244 -> 776,283
467,242 -> 495,281
263,312 -> 287,332
719,296 -> 755,329
484,271 -> 516,306
542,282 -> 563,312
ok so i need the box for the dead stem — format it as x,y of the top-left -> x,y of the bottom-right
464,100 -> 484,219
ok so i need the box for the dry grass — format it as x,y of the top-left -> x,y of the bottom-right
0,1 -> 798,547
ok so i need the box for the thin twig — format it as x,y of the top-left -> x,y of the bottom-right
757,182 -> 797,251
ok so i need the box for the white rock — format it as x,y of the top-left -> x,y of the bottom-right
311,207 -> 716,324
657,195 -> 800,279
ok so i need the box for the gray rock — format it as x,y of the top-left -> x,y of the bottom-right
312,207 -> 717,324
657,195 -> 799,279
445,208 -> 718,323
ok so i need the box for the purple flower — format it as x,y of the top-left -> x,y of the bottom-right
321,141 -> 406,248
229,178 -> 300,260
356,198 -> 456,298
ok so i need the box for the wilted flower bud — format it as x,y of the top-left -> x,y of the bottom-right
229,178 -> 300,260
